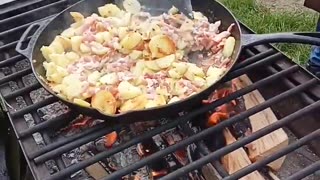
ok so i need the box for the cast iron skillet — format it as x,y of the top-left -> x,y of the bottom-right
15,0 -> 320,123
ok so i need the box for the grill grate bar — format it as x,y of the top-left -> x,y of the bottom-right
224,130 -> 320,180
0,67 -> 32,84
44,69 -> 311,180
101,79 -> 317,180
10,96 -> 57,118
160,103 -> 320,180
18,111 -> 77,138
3,82 -> 41,99
233,49 -> 276,70
223,53 -> 283,83
267,66 -> 317,104
180,123 -> 229,177
286,161 -> 320,180
0,14 -> 57,38
11,62 -> 66,172
0,0 -> 65,25
0,55 -> 24,68
34,125 -> 122,163
29,122 -> 118,159
0,36 -> 31,52
0,0 -> 55,17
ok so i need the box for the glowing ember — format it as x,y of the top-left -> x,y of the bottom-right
104,131 -> 118,148
204,81 -> 238,126
60,116 -> 95,133
151,169 -> 168,178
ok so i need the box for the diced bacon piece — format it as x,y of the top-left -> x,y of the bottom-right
209,20 -> 221,33
83,32 -> 96,42
213,31 -> 231,43
227,23 -> 235,32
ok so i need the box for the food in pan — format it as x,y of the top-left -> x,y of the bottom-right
40,0 -> 236,115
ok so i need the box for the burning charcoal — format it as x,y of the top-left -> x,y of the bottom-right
118,129 -> 133,143
79,142 -> 95,154
152,169 -> 169,179
161,129 -> 189,166
95,137 -> 109,152
129,121 -> 159,134
137,139 -> 169,178
58,116 -> 94,135
203,80 -> 252,146
104,131 -> 118,148
203,130 -> 226,151
229,95 -> 252,139
125,167 -> 152,180
153,135 -> 180,171
107,146 -> 141,171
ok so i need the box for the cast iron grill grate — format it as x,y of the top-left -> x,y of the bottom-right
0,0 -> 319,180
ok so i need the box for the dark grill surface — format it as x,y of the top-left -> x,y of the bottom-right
0,0 -> 320,180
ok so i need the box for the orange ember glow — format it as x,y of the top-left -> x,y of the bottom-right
152,169 -> 168,177
208,112 -> 229,126
104,131 -> 118,148
68,116 -> 94,131
205,81 -> 238,126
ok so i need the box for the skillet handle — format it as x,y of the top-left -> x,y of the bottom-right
242,32 -> 320,48
15,17 -> 54,60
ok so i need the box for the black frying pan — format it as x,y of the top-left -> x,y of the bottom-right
15,0 -> 320,123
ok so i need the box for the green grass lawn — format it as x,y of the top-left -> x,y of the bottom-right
219,0 -> 318,65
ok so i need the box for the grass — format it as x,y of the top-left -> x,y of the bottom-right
219,0 -> 318,65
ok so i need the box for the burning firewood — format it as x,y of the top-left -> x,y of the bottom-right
59,115 -> 95,134
233,75 -> 289,171
222,129 -> 265,180
161,129 -> 189,166
204,80 -> 252,138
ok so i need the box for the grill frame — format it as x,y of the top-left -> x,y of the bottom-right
0,0 -> 319,180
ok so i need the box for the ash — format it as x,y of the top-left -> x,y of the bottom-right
30,88 -> 52,103
38,102 -> 69,121
15,60 -> 30,71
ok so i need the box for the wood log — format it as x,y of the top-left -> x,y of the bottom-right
233,75 -> 289,171
222,128 -> 265,180
83,153 -> 109,180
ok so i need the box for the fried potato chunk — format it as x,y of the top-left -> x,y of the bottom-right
120,95 -> 148,112
92,90 -> 117,115
149,35 -> 176,59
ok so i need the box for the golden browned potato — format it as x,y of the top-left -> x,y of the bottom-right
98,4 -> 122,17
118,81 -> 142,100
74,98 -> 91,107
91,90 -> 117,115
70,12 -> 84,23
149,35 -> 176,58
120,95 -> 148,112
145,60 -> 161,71
120,32 -> 143,50
155,54 -> 176,69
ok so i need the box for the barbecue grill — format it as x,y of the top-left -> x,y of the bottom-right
0,0 -> 320,180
